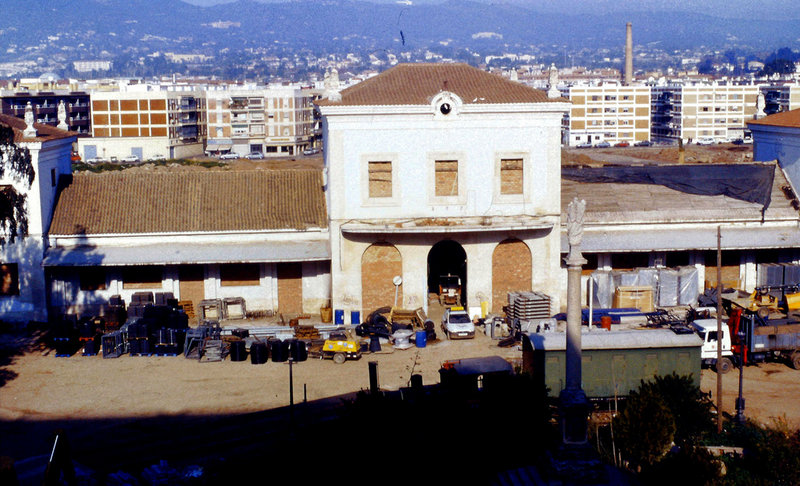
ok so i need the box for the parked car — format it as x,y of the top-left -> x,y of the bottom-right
219,152 -> 239,160
149,154 -> 166,161
634,140 -> 652,147
121,155 -> 140,164
614,141 -> 630,147
595,141 -> 611,148
695,137 -> 715,145
303,147 -> 321,155
85,156 -> 106,164
441,306 -> 475,340
575,142 -> 593,149
245,152 -> 264,160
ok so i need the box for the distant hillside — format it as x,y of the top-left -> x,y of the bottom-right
2,0 -> 799,63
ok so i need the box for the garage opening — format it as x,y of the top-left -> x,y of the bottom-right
427,240 -> 467,307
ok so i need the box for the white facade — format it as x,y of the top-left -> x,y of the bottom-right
749,111 -> 800,194
1,135 -> 74,322
651,83 -> 761,143
319,66 -> 570,316
205,85 -> 316,157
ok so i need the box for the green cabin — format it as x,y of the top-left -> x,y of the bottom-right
522,328 -> 703,399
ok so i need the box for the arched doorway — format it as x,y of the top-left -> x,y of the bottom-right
361,242 -> 402,314
492,238 -> 532,313
427,240 -> 467,307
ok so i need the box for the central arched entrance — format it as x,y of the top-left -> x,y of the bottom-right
427,240 -> 467,307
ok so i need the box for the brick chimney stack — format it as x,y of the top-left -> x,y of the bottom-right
624,22 -> 633,85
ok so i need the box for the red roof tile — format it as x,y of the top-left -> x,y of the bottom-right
0,113 -> 76,143
317,63 -> 560,107
49,170 -> 328,235
748,108 -> 800,129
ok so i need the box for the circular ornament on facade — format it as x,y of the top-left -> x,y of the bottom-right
431,91 -> 462,118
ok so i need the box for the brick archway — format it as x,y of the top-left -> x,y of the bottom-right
361,242 -> 403,314
492,238 -> 532,313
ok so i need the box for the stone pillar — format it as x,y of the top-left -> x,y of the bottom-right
560,198 -> 590,445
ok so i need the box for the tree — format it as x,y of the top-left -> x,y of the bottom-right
637,372 -> 715,446
613,384 -> 676,470
0,123 -> 35,246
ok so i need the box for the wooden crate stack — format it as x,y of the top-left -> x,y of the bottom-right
295,325 -> 320,340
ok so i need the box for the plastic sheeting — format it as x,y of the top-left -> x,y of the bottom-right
562,163 -> 775,213
591,266 -> 700,309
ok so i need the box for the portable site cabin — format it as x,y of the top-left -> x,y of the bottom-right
522,328 -> 702,400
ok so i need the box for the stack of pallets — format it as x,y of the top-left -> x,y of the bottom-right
508,291 -> 552,320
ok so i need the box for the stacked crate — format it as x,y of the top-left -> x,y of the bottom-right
507,291 -> 552,320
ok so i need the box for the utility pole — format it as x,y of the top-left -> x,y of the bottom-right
716,226 -> 723,434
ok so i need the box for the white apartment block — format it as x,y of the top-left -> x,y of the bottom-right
651,83 -> 760,144
72,60 -> 113,73
205,85 -> 316,157
560,83 -> 651,146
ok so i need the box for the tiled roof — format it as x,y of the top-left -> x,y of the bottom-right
49,170 -> 328,235
316,63 -> 559,106
748,108 -> 800,129
562,162 -> 798,224
0,113 -> 76,143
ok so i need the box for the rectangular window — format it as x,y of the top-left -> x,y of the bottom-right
122,266 -> 163,289
51,168 -> 56,187
220,263 -> 260,286
0,263 -> 19,296
368,161 -> 392,198
435,160 -> 458,197
79,267 -> 107,291
500,158 -> 523,195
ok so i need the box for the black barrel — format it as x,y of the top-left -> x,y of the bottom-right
270,339 -> 288,362
230,340 -> 247,362
250,341 -> 268,364
289,339 -> 308,362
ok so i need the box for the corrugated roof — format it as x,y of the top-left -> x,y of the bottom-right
0,113 -> 76,143
316,63 -> 560,107
49,170 -> 328,235
748,108 -> 800,128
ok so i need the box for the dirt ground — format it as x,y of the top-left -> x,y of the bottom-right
1,319 -> 800,483
563,142 -> 754,166
1,320 -> 798,427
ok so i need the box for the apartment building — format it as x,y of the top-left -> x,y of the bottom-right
651,82 -> 760,143
1,90 -> 91,135
560,82 -> 651,146
762,83 -> 800,115
78,89 -> 206,161
205,85 -> 317,157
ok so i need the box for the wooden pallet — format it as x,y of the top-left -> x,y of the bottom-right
178,300 -> 196,319
295,325 -> 320,340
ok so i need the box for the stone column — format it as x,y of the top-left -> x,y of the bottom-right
560,198 -> 590,445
